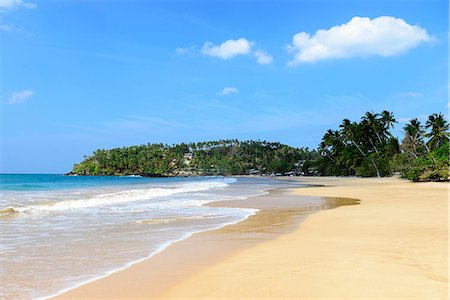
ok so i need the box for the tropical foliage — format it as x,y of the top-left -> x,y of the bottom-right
403,141 -> 449,182
316,110 -> 400,177
70,140 -> 315,176
315,111 -> 449,181
400,113 -> 449,182
70,112 -> 449,182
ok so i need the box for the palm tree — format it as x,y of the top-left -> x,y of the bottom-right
360,120 -> 380,153
339,119 -> 366,156
319,130 -> 342,161
402,118 -> 426,157
425,113 -> 450,150
380,110 -> 396,138
362,111 -> 383,143
404,118 -> 424,137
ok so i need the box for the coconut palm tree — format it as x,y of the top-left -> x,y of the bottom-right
425,113 -> 449,150
404,118 -> 424,138
402,118 -> 426,157
319,130 -> 342,161
339,119 -> 366,156
380,110 -> 396,138
362,111 -> 383,143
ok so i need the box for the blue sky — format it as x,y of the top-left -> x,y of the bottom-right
1,0 -> 448,173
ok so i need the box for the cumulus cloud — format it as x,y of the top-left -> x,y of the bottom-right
218,87 -> 239,96
202,38 -> 253,59
5,89 -> 34,104
254,50 -> 273,64
201,38 -> 273,64
287,16 -> 431,65
0,0 -> 36,10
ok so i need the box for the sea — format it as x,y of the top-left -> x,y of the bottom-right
0,174 -> 297,299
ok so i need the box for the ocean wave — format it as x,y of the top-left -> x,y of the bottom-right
136,215 -> 212,224
1,178 -> 237,216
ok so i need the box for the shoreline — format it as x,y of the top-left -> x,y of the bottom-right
53,176 -> 448,299
42,189 -> 261,299
52,180 -> 348,299
42,211 -> 258,300
165,177 -> 448,299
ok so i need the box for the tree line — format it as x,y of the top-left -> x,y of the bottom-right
315,111 -> 448,181
70,140 -> 315,176
70,111 -> 449,182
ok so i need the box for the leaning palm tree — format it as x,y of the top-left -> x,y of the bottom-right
362,111 -> 384,144
360,119 -> 380,153
425,113 -> 450,150
402,118 -> 427,157
320,130 -> 342,161
339,119 -> 366,156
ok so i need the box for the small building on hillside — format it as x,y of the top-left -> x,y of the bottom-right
183,153 -> 194,165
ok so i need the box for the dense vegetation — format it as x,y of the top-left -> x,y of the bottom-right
399,114 -> 449,181
314,111 -> 449,181
70,111 -> 449,182
70,140 -> 316,176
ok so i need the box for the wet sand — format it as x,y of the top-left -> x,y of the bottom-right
53,185 -> 347,299
53,177 -> 448,299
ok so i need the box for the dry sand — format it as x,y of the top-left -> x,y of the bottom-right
54,177 -> 448,299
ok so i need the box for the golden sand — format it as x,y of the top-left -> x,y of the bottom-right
54,177 -> 448,299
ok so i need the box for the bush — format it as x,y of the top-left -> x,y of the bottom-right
403,142 -> 449,182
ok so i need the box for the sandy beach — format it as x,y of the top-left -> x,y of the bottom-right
53,177 -> 448,299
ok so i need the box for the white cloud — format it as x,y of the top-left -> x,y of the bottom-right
202,38 -> 253,59
0,0 -> 36,10
287,16 -> 431,65
400,91 -> 424,97
5,89 -> 34,104
218,87 -> 239,96
0,23 -> 23,32
0,24 -> 13,31
175,46 -> 196,55
254,50 -> 273,64
200,38 -> 273,65
175,47 -> 189,55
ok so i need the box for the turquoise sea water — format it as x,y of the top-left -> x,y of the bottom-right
0,174 -> 294,299
1,174 -> 215,191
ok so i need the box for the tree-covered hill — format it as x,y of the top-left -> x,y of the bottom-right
70,140 -> 316,176
70,111 -> 449,182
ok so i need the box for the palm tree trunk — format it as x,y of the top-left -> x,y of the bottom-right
326,153 -> 335,162
374,128 -> 382,143
369,139 -> 379,153
352,141 -> 366,156
371,158 -> 381,177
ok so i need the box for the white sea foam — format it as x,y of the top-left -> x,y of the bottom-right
1,176 -> 283,300
38,206 -> 258,300
2,178 -> 236,215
